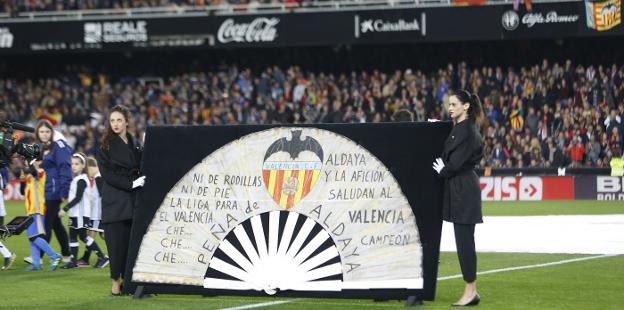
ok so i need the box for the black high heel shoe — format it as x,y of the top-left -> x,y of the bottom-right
451,293 -> 480,307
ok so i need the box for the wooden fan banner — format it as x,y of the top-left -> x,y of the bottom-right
126,123 -> 448,300
132,127 -> 423,292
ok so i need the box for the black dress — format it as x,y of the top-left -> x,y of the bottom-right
97,134 -> 142,224
439,119 -> 484,224
96,133 -> 142,280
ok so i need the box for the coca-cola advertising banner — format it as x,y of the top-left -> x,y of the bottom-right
217,17 -> 280,44
0,2 -> 622,53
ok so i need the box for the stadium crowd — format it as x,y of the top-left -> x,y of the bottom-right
1,0 -> 461,14
2,0 -> 316,14
1,59 -> 623,169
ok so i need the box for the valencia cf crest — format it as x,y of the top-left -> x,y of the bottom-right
262,130 -> 323,209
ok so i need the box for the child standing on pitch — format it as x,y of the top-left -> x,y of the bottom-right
20,160 -> 63,271
58,153 -> 106,269
77,157 -> 108,268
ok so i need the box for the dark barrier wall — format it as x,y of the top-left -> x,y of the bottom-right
575,175 -> 624,200
479,175 -> 624,201
0,1 -> 622,53
125,122 -> 451,300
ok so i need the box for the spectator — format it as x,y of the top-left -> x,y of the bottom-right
568,136 -> 585,167
525,106 -> 538,135
491,141 -> 506,163
1,59 -> 622,169
585,135 -> 601,165
610,127 -> 622,156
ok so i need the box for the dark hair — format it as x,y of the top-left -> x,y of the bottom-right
391,109 -> 414,122
101,104 -> 131,150
452,89 -> 485,127
35,119 -> 55,143
71,152 -> 88,174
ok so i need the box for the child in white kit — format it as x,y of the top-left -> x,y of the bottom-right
76,156 -> 108,268
58,153 -> 108,269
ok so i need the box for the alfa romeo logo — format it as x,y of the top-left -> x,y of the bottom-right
502,10 -> 520,31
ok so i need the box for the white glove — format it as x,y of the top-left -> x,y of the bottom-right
432,158 -> 445,174
132,176 -> 146,189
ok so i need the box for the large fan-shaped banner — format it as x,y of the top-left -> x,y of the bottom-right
132,127 -> 422,293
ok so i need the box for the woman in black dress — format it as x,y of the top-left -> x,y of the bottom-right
432,90 -> 484,306
96,105 -> 146,296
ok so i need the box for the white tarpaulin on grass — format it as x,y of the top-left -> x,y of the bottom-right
441,215 -> 624,255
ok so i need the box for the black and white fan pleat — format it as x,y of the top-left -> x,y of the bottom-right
204,211 -> 343,294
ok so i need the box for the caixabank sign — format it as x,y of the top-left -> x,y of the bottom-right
354,13 -> 427,40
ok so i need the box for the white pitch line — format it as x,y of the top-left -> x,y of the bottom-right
220,299 -> 298,310
221,254 -> 619,309
438,254 -> 618,280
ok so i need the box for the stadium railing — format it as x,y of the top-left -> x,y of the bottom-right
0,0 -> 582,21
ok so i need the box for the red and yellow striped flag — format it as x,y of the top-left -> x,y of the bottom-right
262,166 -> 321,209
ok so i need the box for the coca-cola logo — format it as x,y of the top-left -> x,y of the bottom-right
217,18 -> 279,43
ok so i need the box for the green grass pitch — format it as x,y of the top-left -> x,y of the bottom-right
1,200 -> 622,309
